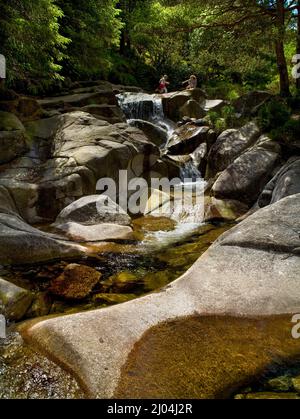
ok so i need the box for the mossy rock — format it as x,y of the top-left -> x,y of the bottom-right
0,111 -> 24,132
0,277 -> 33,321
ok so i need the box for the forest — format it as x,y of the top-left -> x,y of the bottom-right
1,0 -> 300,99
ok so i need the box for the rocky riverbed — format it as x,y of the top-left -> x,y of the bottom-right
1,81 -> 300,399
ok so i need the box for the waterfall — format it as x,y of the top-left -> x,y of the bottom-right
117,92 -> 175,140
118,91 -> 206,233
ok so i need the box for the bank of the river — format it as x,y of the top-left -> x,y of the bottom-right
0,220 -> 229,398
1,80 -> 300,399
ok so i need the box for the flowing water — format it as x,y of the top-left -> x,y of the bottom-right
0,91 -> 228,398
117,92 -> 176,141
1,91 -> 297,399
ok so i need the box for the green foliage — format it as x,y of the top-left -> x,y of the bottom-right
258,99 -> 291,132
207,104 -> 238,133
0,0 -> 68,93
205,81 -> 245,100
270,118 -> 300,143
221,105 -> 236,127
57,0 -> 122,80
1,0 -> 300,98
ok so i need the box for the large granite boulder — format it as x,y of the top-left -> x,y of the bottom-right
38,91 -> 117,111
258,157 -> 300,208
0,112 -> 28,164
54,195 -> 131,227
233,91 -> 273,117
0,112 -> 161,223
162,89 -> 207,121
0,185 -> 86,265
53,222 -> 133,243
212,135 -> 281,205
206,122 -> 261,179
81,104 -> 126,124
0,211 -> 86,265
0,94 -> 43,122
127,119 -> 167,147
24,194 -> 300,398
179,100 -> 206,120
166,124 -> 215,156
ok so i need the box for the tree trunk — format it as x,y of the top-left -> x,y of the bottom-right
275,0 -> 291,97
275,40 -> 291,97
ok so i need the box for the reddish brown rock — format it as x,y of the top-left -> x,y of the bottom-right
49,264 -> 101,300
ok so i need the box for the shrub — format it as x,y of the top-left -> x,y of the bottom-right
270,118 -> 300,143
258,99 -> 291,132
221,105 -> 236,127
207,105 -> 238,133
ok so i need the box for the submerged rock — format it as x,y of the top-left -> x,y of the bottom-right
49,264 -> 101,300
235,392 -> 300,399
292,376 -> 300,393
92,293 -> 136,305
265,376 -> 292,392
25,292 -> 52,319
204,197 -> 249,221
109,271 -> 140,293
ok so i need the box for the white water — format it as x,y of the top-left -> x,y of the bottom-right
142,222 -> 201,251
117,92 -> 175,141
119,91 -> 207,247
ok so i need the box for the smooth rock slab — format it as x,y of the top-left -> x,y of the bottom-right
54,222 -> 134,243
54,195 -> 131,227
258,156 -> 300,208
0,212 -> 86,265
24,194 -> 300,398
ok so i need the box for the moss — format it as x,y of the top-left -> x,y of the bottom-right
0,111 -> 24,131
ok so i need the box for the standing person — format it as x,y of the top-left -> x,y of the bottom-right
156,75 -> 170,94
182,75 -> 198,90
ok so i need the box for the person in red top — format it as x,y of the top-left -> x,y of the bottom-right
157,75 -> 170,93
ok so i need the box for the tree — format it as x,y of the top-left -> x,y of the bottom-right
57,0 -> 122,80
0,0 -> 68,93
140,0 -> 297,96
